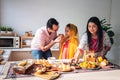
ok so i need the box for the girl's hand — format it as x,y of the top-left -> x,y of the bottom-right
57,34 -> 65,43
54,36 -> 62,43
58,34 -> 64,38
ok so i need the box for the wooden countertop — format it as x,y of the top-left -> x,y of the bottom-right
3,48 -> 59,51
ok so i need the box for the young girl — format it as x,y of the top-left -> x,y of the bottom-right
59,23 -> 79,59
74,17 -> 111,63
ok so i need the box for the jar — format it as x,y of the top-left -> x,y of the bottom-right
25,32 -> 29,36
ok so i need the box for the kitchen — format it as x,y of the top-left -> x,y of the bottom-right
0,0 -> 120,80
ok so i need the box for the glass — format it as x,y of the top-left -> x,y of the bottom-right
47,57 -> 56,64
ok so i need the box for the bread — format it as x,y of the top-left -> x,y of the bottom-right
35,67 -> 47,74
18,60 -> 27,66
59,64 -> 71,72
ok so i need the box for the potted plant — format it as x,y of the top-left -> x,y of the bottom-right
0,26 -> 7,34
100,19 -> 115,45
6,27 -> 13,34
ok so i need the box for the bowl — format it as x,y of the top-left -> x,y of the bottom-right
48,57 -> 56,64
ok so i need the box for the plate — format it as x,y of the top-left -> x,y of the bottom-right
74,66 -> 81,69
81,67 -> 101,70
58,67 -> 73,72
51,67 -> 59,71
59,69 -> 73,72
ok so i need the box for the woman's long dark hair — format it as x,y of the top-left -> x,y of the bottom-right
86,17 -> 103,50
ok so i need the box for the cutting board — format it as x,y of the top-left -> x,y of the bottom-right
34,71 -> 56,80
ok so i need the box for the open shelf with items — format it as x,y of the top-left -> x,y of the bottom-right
20,36 -> 33,48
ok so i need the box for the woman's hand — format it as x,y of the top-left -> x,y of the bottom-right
71,58 -> 79,64
72,49 -> 83,64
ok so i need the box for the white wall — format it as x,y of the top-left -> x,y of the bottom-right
106,0 -> 120,65
0,0 -> 1,25
1,0 -> 120,65
0,0 -> 111,36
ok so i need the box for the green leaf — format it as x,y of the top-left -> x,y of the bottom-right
6,27 -> 13,31
0,26 -> 6,31
107,30 -> 115,37
102,26 -> 108,31
100,19 -> 106,23
110,38 -> 114,45
100,18 -> 115,45
104,24 -> 111,26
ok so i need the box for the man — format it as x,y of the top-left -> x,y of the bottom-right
31,18 -> 61,59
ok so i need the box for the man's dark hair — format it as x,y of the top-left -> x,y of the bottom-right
47,18 -> 59,29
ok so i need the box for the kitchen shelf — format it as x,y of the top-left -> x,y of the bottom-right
20,36 -> 33,48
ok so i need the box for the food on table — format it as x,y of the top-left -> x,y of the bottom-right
48,72 -> 61,80
58,63 -> 72,72
34,59 -> 53,74
13,59 -> 34,74
79,61 -> 97,69
35,59 -> 52,68
12,57 -> 110,78
79,55 -> 109,69
13,66 -> 26,74
79,50 -> 97,69
17,60 -> 27,66
100,61 -> 107,66
97,56 -> 108,67
97,56 -> 103,62
79,50 -> 109,69
103,59 -> 108,64
35,67 -> 47,74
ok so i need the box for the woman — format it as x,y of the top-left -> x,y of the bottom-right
59,23 -> 79,59
74,17 -> 111,62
